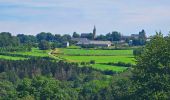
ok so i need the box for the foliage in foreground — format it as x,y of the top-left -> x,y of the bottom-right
130,33 -> 170,99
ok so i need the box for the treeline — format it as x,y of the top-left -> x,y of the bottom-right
0,32 -> 72,51
0,32 -> 32,52
0,58 -> 97,81
0,30 -> 147,52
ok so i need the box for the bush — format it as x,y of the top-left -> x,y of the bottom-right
81,62 -> 86,65
90,60 -> 95,64
106,61 -> 133,67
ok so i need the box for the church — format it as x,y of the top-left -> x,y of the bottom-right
80,26 -> 96,39
72,26 -> 112,47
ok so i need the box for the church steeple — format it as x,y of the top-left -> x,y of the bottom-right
93,25 -> 96,39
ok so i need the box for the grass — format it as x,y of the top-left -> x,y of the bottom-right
62,55 -> 135,64
59,48 -> 133,56
0,55 -> 26,60
53,48 -> 135,72
0,48 -> 51,60
11,48 -> 50,57
92,64 -> 128,72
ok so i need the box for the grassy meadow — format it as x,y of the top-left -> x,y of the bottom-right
60,48 -> 133,56
11,48 -> 50,57
0,55 -> 26,60
54,48 -> 135,72
0,48 -> 50,60
62,55 -> 134,64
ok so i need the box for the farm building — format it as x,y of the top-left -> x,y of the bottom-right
71,38 -> 88,42
77,40 -> 112,47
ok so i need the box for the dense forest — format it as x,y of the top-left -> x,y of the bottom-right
0,32 -> 170,99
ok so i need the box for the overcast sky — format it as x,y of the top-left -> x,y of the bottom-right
0,0 -> 170,36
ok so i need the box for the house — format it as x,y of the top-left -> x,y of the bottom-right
89,41 -> 112,47
77,39 -> 112,47
71,38 -> 88,42
63,41 -> 69,47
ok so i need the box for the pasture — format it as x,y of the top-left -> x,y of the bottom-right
11,48 -> 50,57
0,48 -> 50,60
60,48 -> 133,56
0,55 -> 26,60
62,55 -> 134,64
54,48 -> 135,72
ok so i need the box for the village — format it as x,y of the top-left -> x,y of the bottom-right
68,26 -> 148,48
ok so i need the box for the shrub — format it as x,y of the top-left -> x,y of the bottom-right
90,60 -> 95,64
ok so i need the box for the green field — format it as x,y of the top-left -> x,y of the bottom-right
63,56 -> 134,64
60,48 -> 133,56
92,64 -> 128,72
0,55 -> 26,60
54,48 -> 135,72
11,48 -> 50,57
0,48 -> 50,60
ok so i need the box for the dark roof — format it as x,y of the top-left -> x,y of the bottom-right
71,38 -> 88,42
89,41 -> 112,45
81,33 -> 90,37
77,40 -> 112,45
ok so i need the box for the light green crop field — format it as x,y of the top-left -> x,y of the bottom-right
59,48 -> 133,56
62,56 -> 135,64
0,48 -> 51,60
54,48 -> 135,72
0,55 -> 26,60
11,48 -> 50,57
92,64 -> 128,72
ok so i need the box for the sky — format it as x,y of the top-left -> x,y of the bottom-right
0,0 -> 170,36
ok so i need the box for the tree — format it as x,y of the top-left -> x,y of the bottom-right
38,40 -> 51,50
130,33 -> 170,99
0,32 -> 20,47
96,35 -> 107,41
72,32 -> 80,38
17,76 -> 78,100
17,34 -> 37,44
106,31 -> 121,41
90,60 -> 95,64
61,34 -> 71,42
36,32 -> 55,42
54,34 -> 62,42
0,80 -> 17,99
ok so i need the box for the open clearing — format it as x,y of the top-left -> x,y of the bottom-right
11,48 -> 50,57
59,48 -> 133,56
0,48 -> 50,60
62,55 -> 134,64
54,48 -> 135,72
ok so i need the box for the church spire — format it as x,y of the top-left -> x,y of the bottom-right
93,25 -> 96,39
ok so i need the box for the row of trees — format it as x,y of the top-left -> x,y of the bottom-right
0,32 -> 71,51
0,30 -> 147,51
